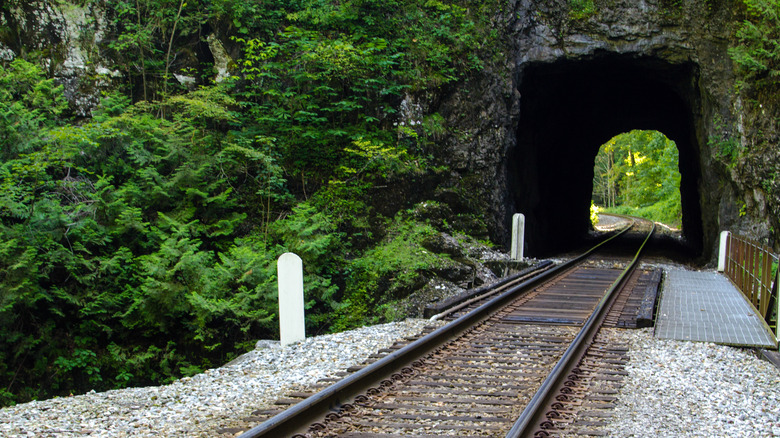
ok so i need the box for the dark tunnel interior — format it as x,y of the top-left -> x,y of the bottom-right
510,55 -> 704,257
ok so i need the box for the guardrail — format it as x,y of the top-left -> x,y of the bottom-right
718,231 -> 778,338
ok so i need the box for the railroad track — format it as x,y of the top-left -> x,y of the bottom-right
235,216 -> 657,437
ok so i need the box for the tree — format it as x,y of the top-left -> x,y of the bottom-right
591,130 -> 682,227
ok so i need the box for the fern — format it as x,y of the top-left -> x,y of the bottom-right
729,0 -> 780,88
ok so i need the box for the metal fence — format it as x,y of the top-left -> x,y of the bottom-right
720,232 -> 778,330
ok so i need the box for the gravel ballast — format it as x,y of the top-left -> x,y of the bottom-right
0,319 -> 440,437
1,305 -> 779,437
606,328 -> 780,437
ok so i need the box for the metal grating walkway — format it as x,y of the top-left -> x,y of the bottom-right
655,269 -> 777,348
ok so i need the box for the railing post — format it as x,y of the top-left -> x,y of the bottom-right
761,249 -> 772,317
770,265 -> 780,341
718,231 -> 730,272
738,238 -> 746,295
746,240 -> 752,301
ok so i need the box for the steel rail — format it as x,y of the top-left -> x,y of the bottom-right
505,217 -> 655,437
237,221 -> 635,438
428,261 -> 556,321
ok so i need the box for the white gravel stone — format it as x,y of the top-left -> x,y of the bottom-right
0,319 -> 439,437
1,317 -> 778,437
606,328 -> 780,438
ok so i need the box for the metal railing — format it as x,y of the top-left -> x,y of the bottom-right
719,232 -> 778,334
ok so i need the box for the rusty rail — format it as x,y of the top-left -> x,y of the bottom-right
505,218 -> 654,437
720,232 -> 778,324
237,221 -> 636,438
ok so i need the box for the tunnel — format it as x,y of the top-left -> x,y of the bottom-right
510,54 -> 704,257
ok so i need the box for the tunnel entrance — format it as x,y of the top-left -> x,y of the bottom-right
510,55 -> 704,257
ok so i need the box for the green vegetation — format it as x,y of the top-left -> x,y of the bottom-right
592,130 -> 682,228
590,202 -> 600,226
569,0 -> 596,20
729,0 -> 780,92
725,0 -> 780,219
8,0 -> 777,409
0,0 -> 501,406
707,114 -> 741,167
333,209 -> 455,331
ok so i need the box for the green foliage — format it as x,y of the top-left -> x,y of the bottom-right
725,0 -> 780,243
209,0 -> 291,37
707,114 -> 741,166
0,0 -> 503,406
604,195 -> 683,228
0,59 -> 68,160
104,0 -> 214,100
590,202 -> 600,226
0,86 -> 295,404
592,130 -> 682,228
228,0 -> 497,181
569,0 -> 596,19
332,210 -> 451,331
728,0 -> 780,90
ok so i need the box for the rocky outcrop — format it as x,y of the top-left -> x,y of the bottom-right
422,0 -> 776,261
3,0 -> 776,260
0,2 -> 117,116
0,1 -> 229,116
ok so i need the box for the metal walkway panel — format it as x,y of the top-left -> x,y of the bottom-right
655,269 -> 777,348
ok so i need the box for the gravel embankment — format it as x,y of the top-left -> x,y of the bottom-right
1,296 -> 779,437
0,319 -> 441,437
605,327 -> 780,438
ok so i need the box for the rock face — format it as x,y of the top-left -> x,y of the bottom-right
0,1 -> 220,115
0,2 -> 116,117
426,0 -> 774,261
3,0 -> 775,261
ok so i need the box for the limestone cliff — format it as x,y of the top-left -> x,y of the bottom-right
423,0 -> 776,260
2,0 -> 777,260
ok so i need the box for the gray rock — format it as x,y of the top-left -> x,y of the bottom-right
421,232 -> 463,257
254,340 -> 280,350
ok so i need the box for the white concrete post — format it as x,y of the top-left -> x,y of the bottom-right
277,252 -> 305,346
511,213 -> 525,261
717,231 -> 730,272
